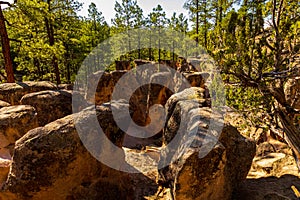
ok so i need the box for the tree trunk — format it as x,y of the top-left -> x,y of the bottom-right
196,0 -> 199,45
45,0 -> 61,84
0,5 -> 14,83
278,109 -> 300,169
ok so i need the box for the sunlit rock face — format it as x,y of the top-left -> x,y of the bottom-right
0,104 -> 135,200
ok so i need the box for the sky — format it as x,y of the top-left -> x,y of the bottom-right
78,0 -> 189,24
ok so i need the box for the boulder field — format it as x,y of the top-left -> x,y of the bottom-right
0,69 -> 258,199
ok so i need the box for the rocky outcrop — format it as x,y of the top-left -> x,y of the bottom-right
0,101 -> 10,109
0,82 -> 57,105
158,87 -> 256,200
20,90 -> 73,126
0,103 -> 138,200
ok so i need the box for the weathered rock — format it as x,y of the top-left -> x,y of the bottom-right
158,87 -> 256,200
0,82 -> 57,105
183,72 -> 210,88
0,105 -> 38,155
115,60 -> 131,70
0,102 -> 154,200
86,70 -> 128,105
20,90 -> 73,126
0,105 -> 38,188
0,101 -> 10,109
58,84 -> 73,90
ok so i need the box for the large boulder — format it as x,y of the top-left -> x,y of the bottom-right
0,105 -> 38,188
20,90 -> 73,126
0,82 -> 57,105
158,87 -> 256,200
0,102 -> 141,200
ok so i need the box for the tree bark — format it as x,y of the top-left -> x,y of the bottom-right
196,0 -> 199,45
45,0 -> 61,84
0,5 -> 14,83
278,109 -> 300,169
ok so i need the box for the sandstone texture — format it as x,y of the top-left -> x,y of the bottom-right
0,105 -> 38,155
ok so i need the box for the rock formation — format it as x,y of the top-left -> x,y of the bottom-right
0,82 -> 57,105
0,103 -> 136,200
158,87 -> 255,200
0,69 -> 258,199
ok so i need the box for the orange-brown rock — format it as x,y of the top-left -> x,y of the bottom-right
0,82 -> 57,105
0,101 -> 162,200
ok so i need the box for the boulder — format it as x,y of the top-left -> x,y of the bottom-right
20,90 -> 73,126
0,101 -> 10,109
158,87 -> 256,200
0,103 -> 146,200
0,82 -> 57,105
0,105 -> 38,155
0,105 -> 38,188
